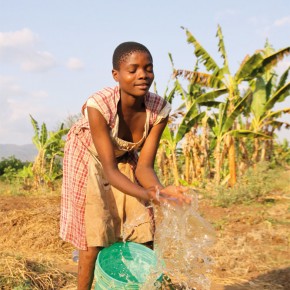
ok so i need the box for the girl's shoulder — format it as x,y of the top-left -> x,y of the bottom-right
146,92 -> 171,126
83,86 -> 119,126
145,91 -> 167,113
88,86 -> 119,105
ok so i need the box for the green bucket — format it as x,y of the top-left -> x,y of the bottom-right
94,242 -> 161,290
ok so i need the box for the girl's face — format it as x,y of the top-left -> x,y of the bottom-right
112,51 -> 154,98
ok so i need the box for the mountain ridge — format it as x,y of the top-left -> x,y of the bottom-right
0,144 -> 37,162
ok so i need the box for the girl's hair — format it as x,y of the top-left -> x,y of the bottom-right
112,41 -> 153,70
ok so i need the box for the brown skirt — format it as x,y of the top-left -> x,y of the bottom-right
84,155 -> 154,247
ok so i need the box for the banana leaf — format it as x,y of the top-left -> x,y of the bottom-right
265,82 -> 290,110
196,88 -> 228,103
234,52 -> 264,82
222,93 -> 250,134
175,112 -> 205,144
262,47 -> 290,70
251,77 -> 267,120
229,129 -> 271,139
40,123 -> 48,147
173,69 -> 225,88
182,26 -> 220,72
216,24 -> 230,74
277,66 -> 290,91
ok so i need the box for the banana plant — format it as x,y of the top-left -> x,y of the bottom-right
211,97 -> 270,184
246,41 -> 290,162
250,76 -> 290,161
30,115 -> 69,187
162,54 -> 223,184
174,25 -> 290,186
160,104 -> 205,185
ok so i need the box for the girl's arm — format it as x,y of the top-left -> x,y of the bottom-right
88,106 -> 190,204
87,106 -> 157,201
135,116 -> 168,189
136,116 -> 191,204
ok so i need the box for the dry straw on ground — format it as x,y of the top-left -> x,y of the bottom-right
0,195 -> 76,289
0,252 -> 75,290
0,170 -> 289,289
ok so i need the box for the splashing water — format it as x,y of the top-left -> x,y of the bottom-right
141,189 -> 216,290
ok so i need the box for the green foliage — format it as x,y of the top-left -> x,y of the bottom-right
2,166 -> 18,183
234,52 -> 264,82
182,26 -> 220,73
29,115 -> 69,189
213,162 -> 288,207
273,139 -> 290,165
16,164 -> 34,190
0,156 -> 27,176
0,156 -> 29,183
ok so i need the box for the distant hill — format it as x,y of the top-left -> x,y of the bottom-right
0,144 -> 37,162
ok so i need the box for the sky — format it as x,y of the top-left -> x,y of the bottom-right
0,0 -> 290,145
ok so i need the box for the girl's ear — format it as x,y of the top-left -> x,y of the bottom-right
112,69 -> 119,82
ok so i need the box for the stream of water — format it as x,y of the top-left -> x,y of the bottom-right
140,189 -> 216,290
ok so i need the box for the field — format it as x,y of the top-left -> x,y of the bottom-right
0,170 -> 289,290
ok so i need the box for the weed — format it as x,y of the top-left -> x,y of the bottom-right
213,162 -> 289,207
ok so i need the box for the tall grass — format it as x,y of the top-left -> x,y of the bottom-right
213,162 -> 290,207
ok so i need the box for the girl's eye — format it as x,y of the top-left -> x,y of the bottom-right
146,65 -> 154,73
128,68 -> 137,73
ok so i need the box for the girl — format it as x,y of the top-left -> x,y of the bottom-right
60,41 -> 189,289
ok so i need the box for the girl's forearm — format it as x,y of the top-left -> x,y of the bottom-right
104,168 -> 150,201
135,166 -> 164,190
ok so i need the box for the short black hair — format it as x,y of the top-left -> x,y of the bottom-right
112,41 -> 153,70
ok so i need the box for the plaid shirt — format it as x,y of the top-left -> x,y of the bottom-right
60,86 -> 170,249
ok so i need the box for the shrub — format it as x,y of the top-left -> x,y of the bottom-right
0,156 -> 28,175
0,156 -> 30,183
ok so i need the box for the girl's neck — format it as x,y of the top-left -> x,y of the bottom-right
119,91 -> 145,112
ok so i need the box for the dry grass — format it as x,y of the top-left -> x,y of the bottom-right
199,198 -> 290,289
0,168 -> 289,289
0,196 -> 72,259
0,252 -> 75,289
0,194 -> 76,289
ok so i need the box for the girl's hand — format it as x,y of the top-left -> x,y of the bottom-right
146,185 -> 192,206
159,185 -> 192,205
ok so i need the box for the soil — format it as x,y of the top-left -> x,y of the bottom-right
0,190 -> 289,290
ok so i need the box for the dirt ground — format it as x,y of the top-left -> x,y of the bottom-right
0,189 -> 289,290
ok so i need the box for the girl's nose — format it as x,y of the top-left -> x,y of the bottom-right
137,69 -> 147,79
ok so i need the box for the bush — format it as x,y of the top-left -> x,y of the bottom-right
0,156 -> 27,175
0,156 -> 30,182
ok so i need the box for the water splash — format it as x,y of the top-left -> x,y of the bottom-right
141,189 -> 216,290
122,211 -> 152,242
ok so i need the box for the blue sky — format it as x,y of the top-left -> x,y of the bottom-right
0,0 -> 289,145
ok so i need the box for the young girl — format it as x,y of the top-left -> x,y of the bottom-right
60,41 -> 189,289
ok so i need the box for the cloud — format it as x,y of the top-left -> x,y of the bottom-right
21,51 -> 56,72
247,15 -> 290,39
0,28 -> 57,72
0,75 -> 45,121
0,75 -> 53,144
66,57 -> 84,70
0,28 -> 36,48
0,75 -> 23,97
274,16 -> 290,27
